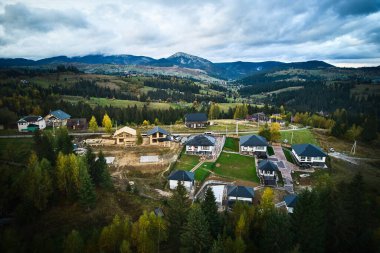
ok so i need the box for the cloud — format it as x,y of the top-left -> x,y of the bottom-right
0,0 -> 379,66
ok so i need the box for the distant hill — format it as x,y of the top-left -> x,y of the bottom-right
0,52 -> 336,80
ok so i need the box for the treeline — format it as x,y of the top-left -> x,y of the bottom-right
51,80 -> 139,101
239,81 -> 304,95
143,89 -> 227,103
143,77 -> 201,93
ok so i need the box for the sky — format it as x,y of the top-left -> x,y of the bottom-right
0,0 -> 379,67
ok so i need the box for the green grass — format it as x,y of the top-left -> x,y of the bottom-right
267,146 -> 275,156
282,148 -> 295,164
0,138 -> 34,164
280,129 -> 318,145
173,151 -> 200,171
224,137 -> 239,152
63,96 -> 190,110
212,152 -> 259,183
194,162 -> 214,181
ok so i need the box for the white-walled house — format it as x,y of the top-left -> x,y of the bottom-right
168,170 -> 195,192
258,160 -> 279,186
239,135 -> 268,156
226,185 -> 254,206
17,116 -> 46,132
185,134 -> 216,156
284,194 -> 298,214
291,144 -> 327,167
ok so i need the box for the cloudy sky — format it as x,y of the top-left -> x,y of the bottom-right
0,0 -> 379,66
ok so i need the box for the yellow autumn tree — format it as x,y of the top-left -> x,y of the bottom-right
89,116 -> 98,132
102,113 -> 112,133
270,122 -> 281,142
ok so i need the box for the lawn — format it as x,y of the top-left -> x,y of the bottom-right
63,96 -> 189,110
212,152 -> 259,183
194,162 -> 213,181
280,129 -> 318,145
0,138 -> 34,164
172,151 -> 200,171
224,137 -> 239,152
282,147 -> 295,164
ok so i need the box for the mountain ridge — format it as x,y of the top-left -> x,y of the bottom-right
0,52 -> 336,80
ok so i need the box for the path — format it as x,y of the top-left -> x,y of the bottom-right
190,161 -> 204,172
272,145 -> 294,193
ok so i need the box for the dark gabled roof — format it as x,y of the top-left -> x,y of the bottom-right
284,194 -> 298,208
185,113 -> 208,122
49,110 -> 71,120
292,144 -> 327,157
168,170 -> 194,181
146,126 -> 170,136
18,115 -> 43,123
186,135 -> 216,146
227,185 -> 254,198
239,134 -> 268,147
258,160 -> 278,172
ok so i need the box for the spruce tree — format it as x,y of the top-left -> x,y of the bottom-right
78,159 -> 96,209
201,187 -> 220,239
167,183 -> 191,246
180,204 -> 210,253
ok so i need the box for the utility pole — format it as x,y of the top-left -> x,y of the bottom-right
236,121 -> 238,136
290,125 -> 295,145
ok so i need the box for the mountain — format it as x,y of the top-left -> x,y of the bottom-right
0,52 -> 335,80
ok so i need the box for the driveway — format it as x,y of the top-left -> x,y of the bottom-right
272,145 -> 294,193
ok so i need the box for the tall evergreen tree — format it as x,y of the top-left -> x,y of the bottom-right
201,187 -> 220,239
167,183 -> 191,246
78,159 -> 96,210
180,204 -> 210,253
89,116 -> 98,132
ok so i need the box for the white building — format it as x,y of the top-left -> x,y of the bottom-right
258,160 -> 278,186
168,170 -> 195,192
185,134 -> 216,156
17,116 -> 46,132
239,134 -> 268,156
291,144 -> 327,167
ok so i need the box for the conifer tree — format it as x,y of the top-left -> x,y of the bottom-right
201,187 -> 220,239
180,204 -> 210,253
89,116 -> 98,132
167,183 -> 191,245
78,158 -> 96,210
102,113 -> 113,133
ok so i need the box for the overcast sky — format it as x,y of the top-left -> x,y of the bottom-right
0,0 -> 379,66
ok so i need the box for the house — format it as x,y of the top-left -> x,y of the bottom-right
185,134 -> 216,157
66,118 -> 88,130
184,113 -> 209,128
246,112 -> 269,123
113,126 -> 137,146
284,194 -> 298,213
168,170 -> 195,192
44,110 -> 71,127
291,144 -> 327,167
258,160 -> 279,186
226,185 -> 254,206
239,134 -> 268,156
17,116 -> 46,132
145,126 -> 171,147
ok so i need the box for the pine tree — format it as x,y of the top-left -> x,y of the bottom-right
89,116 -> 98,132
201,187 -> 220,239
56,127 -> 73,155
180,204 -> 211,253
63,230 -> 84,253
361,116 -> 377,142
167,183 -> 191,246
94,151 -> 113,189
78,158 -> 96,210
102,113 -> 113,133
